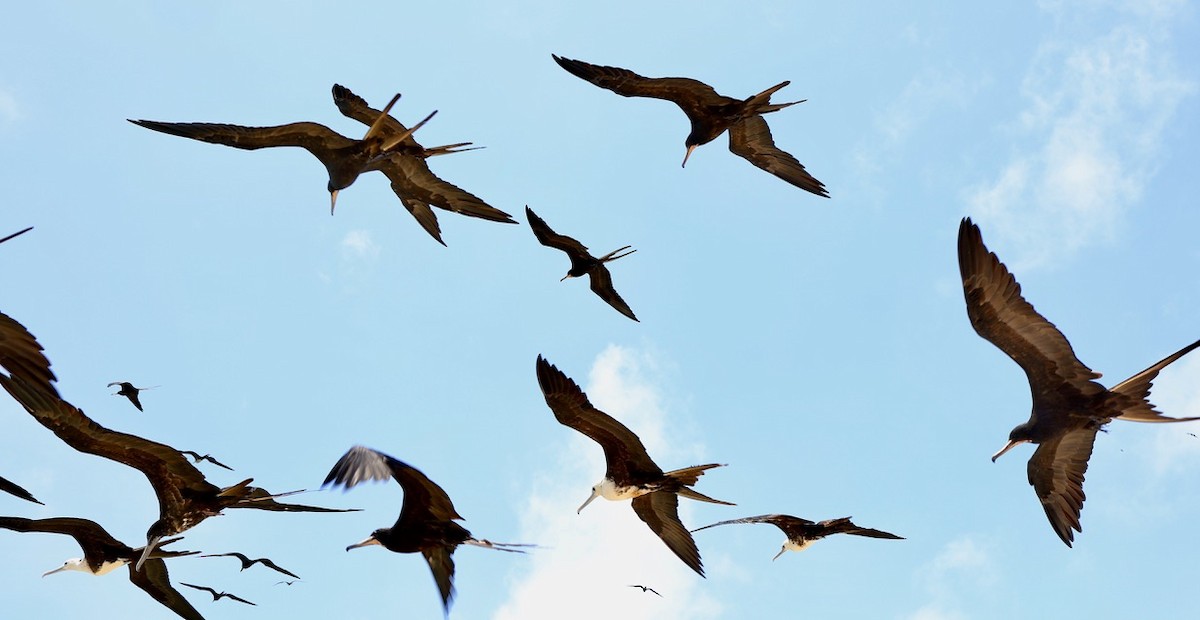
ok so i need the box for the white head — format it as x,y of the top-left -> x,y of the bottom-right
43,558 -> 92,577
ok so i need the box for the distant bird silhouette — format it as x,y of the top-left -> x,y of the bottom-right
274,580 -> 300,586
958,217 -> 1200,546
108,381 -> 154,412
0,516 -> 203,620
180,451 -> 233,471
200,551 -> 300,580
629,584 -> 662,596
552,54 -> 827,197
323,445 -> 532,614
535,355 -> 732,576
331,84 -> 515,245
0,226 -> 33,245
526,206 -> 639,322
693,514 -> 902,560
129,87 -> 434,215
0,474 -> 42,504
181,582 -> 256,606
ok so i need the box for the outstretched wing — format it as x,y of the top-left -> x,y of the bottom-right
422,546 -> 458,613
1027,428 -> 1097,547
728,116 -> 828,197
588,265 -> 638,322
129,559 -> 207,620
552,54 -> 731,120
322,445 -> 463,525
525,206 -> 590,256
631,492 -> 704,577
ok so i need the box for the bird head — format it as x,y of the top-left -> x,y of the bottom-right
992,422 -> 1035,462
577,483 -> 603,514
43,558 -> 87,577
346,530 -> 385,551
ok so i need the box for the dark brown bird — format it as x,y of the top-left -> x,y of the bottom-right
692,514 -> 903,560
0,474 -> 42,504
330,84 -> 516,245
535,355 -> 732,577
958,217 -> 1200,546
108,381 -> 153,412
200,551 -> 300,580
323,445 -> 531,614
526,206 -> 638,322
0,516 -> 204,620
0,226 -> 33,245
552,55 -> 828,197
128,88 -> 434,214
0,313 -> 356,573
629,584 -> 662,596
180,451 -> 233,471
181,583 -> 256,606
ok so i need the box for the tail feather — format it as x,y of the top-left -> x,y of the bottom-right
676,487 -> 735,506
744,81 -> 803,115
1111,339 -> 1200,423
465,539 -> 537,554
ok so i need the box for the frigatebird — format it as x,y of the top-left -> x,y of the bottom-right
958,217 -> 1200,546
526,206 -> 639,322
322,445 -> 531,614
692,514 -> 903,560
180,451 -> 234,471
534,355 -> 732,576
552,54 -> 828,197
0,516 -> 204,620
0,226 -> 33,245
629,584 -> 662,596
0,313 -> 356,572
128,88 -> 435,214
199,551 -> 300,580
330,84 -> 516,245
0,475 -> 42,504
108,381 -> 153,411
181,583 -> 256,606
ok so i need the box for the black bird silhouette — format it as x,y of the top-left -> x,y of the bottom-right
958,217 -> 1200,546
200,551 -> 300,580
180,451 -> 233,471
330,84 -> 516,245
323,445 -> 531,614
0,227 -> 33,245
129,87 -> 434,214
108,381 -> 153,412
0,516 -> 203,620
526,206 -> 638,322
552,54 -> 827,197
535,355 -> 732,576
629,584 -> 662,596
693,514 -> 902,560
0,475 -> 42,504
274,580 -> 300,586
181,583 -> 256,606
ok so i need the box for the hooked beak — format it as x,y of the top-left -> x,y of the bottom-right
577,489 -> 600,514
346,535 -> 381,551
681,144 -> 698,168
329,189 -> 340,215
135,535 -> 161,572
772,546 -> 787,561
560,274 -> 571,282
42,565 -> 68,577
991,439 -> 1026,462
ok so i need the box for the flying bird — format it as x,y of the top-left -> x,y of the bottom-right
0,516 -> 204,620
0,474 -> 42,504
0,226 -> 33,245
958,217 -> 1200,546
181,583 -> 256,606
552,54 -> 828,197
629,584 -> 662,596
200,551 -> 300,580
330,84 -> 516,245
128,87 -> 434,215
180,451 -> 234,471
274,580 -> 300,586
535,355 -> 732,576
322,445 -> 531,614
692,514 -> 903,560
108,381 -> 154,412
526,206 -> 638,322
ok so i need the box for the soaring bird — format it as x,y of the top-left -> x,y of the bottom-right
526,206 -> 639,322
692,514 -> 903,560
957,217 -> 1200,546
128,87 -> 434,214
179,451 -> 234,471
552,54 -> 828,197
322,445 -> 531,614
108,381 -> 153,412
330,84 -> 516,245
0,516 -> 204,620
200,551 -> 300,580
629,584 -> 662,596
535,355 -> 732,576
181,583 -> 256,606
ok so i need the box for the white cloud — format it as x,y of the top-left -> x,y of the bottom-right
340,229 -> 380,261
493,346 -> 724,620
905,537 -> 997,620
0,90 -> 18,123
1136,351 -> 1200,476
967,5 -> 1194,269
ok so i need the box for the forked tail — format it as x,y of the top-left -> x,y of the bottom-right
465,538 -> 538,553
1111,338 -> 1200,423
665,463 -> 734,505
745,81 -> 805,115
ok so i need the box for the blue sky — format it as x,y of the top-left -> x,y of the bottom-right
3,1 -> 1200,618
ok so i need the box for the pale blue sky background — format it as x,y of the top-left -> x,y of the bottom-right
3,1 -> 1200,618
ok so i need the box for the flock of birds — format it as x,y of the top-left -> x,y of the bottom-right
2,53 -> 1198,619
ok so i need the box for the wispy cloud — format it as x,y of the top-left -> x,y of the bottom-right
340,229 -> 381,262
0,89 -> 19,123
493,346 -> 723,620
905,537 -> 997,620
967,3 -> 1194,269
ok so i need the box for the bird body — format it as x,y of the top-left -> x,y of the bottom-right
108,381 -> 152,411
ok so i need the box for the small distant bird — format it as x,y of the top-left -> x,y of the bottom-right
629,584 -> 662,597
180,451 -> 233,471
322,445 -> 532,614
129,87 -> 434,215
0,226 -> 33,245
181,582 -> 256,606
535,355 -> 732,576
958,217 -> 1200,546
693,514 -> 903,560
552,54 -> 827,197
0,474 -> 43,504
274,580 -> 300,586
526,206 -> 639,322
200,551 -> 300,580
108,381 -> 154,411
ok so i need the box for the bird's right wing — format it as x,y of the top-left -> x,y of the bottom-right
422,546 -> 457,613
128,559 -> 207,620
525,206 -> 590,255
1027,427 -> 1097,547
588,266 -> 639,322
631,492 -> 704,577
